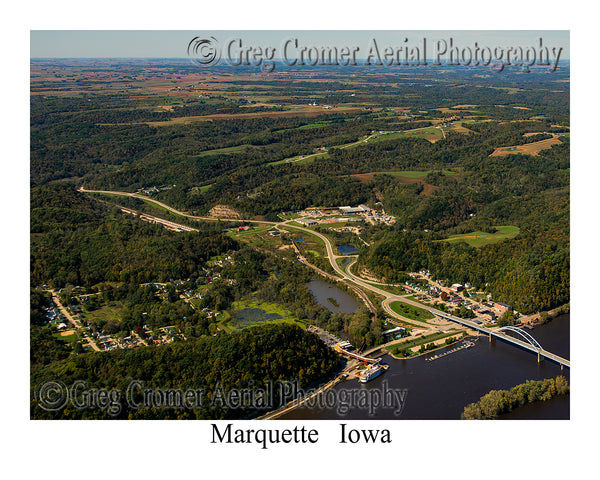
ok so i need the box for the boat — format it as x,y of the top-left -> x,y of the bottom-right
359,362 -> 386,383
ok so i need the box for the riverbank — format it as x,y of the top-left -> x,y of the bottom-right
257,361 -> 357,420
462,376 -> 570,419
385,331 -> 473,360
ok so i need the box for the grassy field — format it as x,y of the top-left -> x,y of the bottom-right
276,118 -> 350,133
278,212 -> 301,220
443,225 -> 520,248
226,299 -> 304,330
370,126 -> 444,143
196,145 -> 253,157
82,300 -> 126,323
193,184 -> 213,193
270,125 -> 445,167
389,301 -> 435,322
269,151 -> 329,166
227,225 -> 283,249
294,233 -> 326,258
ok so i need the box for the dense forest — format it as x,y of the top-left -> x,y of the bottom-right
31,323 -> 341,419
31,184 -> 237,287
462,376 -> 569,419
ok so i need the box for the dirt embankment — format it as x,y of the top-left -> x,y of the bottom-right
208,204 -> 241,219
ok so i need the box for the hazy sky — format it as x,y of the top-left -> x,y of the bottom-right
30,30 -> 569,59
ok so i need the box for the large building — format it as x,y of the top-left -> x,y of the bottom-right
339,205 -> 371,214
494,302 -> 513,313
298,218 -> 318,226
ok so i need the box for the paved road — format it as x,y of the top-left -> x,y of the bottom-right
50,290 -> 100,352
79,187 -> 277,225
79,187 -> 437,330
79,187 -> 569,366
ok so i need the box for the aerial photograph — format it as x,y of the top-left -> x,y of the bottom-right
29,30 -> 572,424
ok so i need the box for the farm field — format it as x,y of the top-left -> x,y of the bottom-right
369,125 -> 445,143
489,134 -> 563,157
443,225 -> 520,248
196,145 -> 256,157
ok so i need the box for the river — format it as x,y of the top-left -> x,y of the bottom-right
280,314 -> 570,420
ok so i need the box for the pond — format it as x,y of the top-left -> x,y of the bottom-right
307,279 -> 359,314
337,244 -> 358,254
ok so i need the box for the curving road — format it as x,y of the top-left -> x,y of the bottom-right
79,187 -> 461,331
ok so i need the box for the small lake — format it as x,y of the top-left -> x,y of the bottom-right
307,279 -> 359,314
337,244 -> 358,254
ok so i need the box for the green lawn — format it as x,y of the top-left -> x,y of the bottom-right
134,196 -> 186,218
444,225 -> 520,248
387,331 -> 463,357
389,301 -> 435,322
54,331 -> 78,343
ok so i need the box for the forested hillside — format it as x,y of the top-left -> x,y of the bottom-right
31,323 -> 341,419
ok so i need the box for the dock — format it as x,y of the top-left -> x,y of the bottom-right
425,340 -> 475,362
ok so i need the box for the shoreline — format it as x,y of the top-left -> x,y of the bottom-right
385,333 -> 478,360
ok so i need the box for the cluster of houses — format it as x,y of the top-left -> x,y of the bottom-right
200,307 -> 222,320
406,273 -> 515,324
95,324 -> 187,350
142,326 -> 185,347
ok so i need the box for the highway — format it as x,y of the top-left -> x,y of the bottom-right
78,187 -> 570,367
77,187 -> 476,331
79,187 -> 278,225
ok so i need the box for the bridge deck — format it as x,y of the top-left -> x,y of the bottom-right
333,345 -> 379,363
432,312 -> 570,368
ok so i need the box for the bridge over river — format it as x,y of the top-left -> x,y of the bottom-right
432,311 -> 570,369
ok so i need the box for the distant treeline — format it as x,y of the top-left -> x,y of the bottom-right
462,376 -> 569,419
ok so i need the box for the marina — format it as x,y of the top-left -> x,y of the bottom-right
282,314 -> 570,420
425,339 -> 476,362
